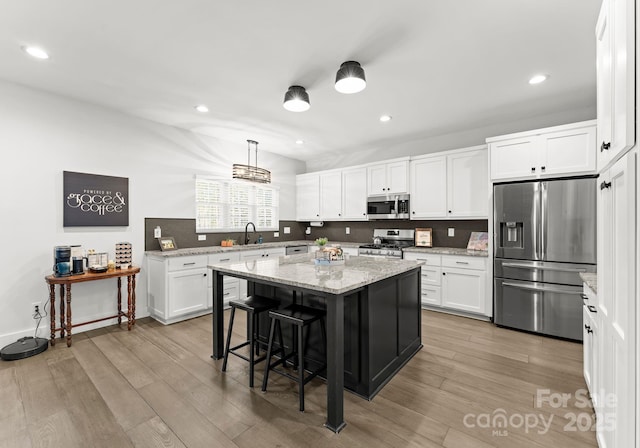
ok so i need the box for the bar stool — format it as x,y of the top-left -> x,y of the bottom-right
222,295 -> 282,387
261,304 -> 327,412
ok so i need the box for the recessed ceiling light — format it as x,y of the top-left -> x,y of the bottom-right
295,140 -> 304,145
23,46 -> 49,60
195,104 -> 209,113
379,115 -> 392,122
529,74 -> 549,85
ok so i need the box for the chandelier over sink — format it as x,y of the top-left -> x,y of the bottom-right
232,139 -> 271,184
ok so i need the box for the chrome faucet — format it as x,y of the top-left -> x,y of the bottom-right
244,222 -> 256,245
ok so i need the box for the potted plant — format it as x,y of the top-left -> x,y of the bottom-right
315,237 -> 328,248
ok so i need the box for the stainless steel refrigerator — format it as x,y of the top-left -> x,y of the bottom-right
493,177 -> 596,341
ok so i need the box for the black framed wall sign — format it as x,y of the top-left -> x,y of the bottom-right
63,171 -> 129,227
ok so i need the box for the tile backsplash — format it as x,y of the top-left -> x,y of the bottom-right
144,218 -> 488,251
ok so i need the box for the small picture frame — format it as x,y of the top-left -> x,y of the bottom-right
158,236 -> 177,251
415,228 -> 433,247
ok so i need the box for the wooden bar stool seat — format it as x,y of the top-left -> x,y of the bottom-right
261,304 -> 327,412
222,295 -> 282,387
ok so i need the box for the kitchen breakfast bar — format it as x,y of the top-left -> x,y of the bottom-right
209,253 -> 423,432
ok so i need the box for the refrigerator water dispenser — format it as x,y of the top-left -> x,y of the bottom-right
500,221 -> 523,248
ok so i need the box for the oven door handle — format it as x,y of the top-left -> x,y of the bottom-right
501,281 -> 582,295
394,196 -> 399,217
501,262 -> 588,273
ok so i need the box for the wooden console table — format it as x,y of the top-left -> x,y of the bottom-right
44,266 -> 140,347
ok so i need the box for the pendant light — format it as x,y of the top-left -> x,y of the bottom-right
335,61 -> 366,94
283,85 -> 310,112
232,140 -> 271,183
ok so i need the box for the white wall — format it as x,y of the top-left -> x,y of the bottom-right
304,106 -> 596,172
0,80 -> 305,347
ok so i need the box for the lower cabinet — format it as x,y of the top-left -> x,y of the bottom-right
147,253 -> 240,325
582,283 -> 598,398
403,252 -> 488,317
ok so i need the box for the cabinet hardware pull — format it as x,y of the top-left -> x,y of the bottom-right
448,210 -> 452,213
600,181 -> 612,190
455,261 -> 469,264
584,324 -> 592,333
600,141 -> 611,151
203,273 -> 207,277
531,167 -> 536,172
581,294 -> 588,300
183,262 -> 196,266
442,272 -> 446,276
224,292 -> 230,296
417,258 -> 427,261
587,305 -> 597,313
541,166 -> 546,171
220,258 -> 230,262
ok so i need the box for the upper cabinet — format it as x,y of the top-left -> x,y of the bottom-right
367,159 -> 409,195
410,146 -> 488,219
296,167 -> 368,221
487,120 -> 597,182
596,0 -> 635,172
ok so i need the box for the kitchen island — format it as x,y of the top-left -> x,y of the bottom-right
209,253 -> 423,433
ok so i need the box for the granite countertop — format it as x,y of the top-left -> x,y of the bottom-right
402,246 -> 489,257
145,240 -> 365,258
208,253 -> 424,295
580,272 -> 597,294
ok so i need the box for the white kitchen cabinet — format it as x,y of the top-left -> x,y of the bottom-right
410,156 -> 447,218
342,167 -> 368,220
296,173 -> 320,220
320,171 -> 343,220
487,121 -> 596,181
296,167 -> 367,222
582,283 -> 598,397
147,255 -> 212,324
403,252 -> 488,316
596,149 -> 636,448
238,247 -> 286,299
596,0 -> 635,172
441,256 -> 487,315
367,159 -> 409,195
410,146 -> 487,219
207,252 -> 240,308
447,148 -> 488,218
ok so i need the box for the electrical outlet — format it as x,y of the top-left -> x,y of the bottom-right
32,302 -> 40,316
305,227 -> 311,235
346,227 -> 351,235
154,226 -> 161,238
198,234 -> 207,241
273,232 -> 279,237
448,228 -> 455,237
283,227 -> 291,234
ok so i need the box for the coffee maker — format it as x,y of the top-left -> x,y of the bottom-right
53,246 -> 71,277
70,245 -> 84,274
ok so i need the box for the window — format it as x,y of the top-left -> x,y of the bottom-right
195,177 -> 279,232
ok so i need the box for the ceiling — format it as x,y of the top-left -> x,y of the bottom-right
1,1 -> 601,164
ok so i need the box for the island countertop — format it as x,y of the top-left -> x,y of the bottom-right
208,253 -> 424,295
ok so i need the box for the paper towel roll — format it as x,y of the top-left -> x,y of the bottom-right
310,221 -> 324,227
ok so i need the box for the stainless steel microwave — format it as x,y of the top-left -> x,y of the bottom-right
367,194 -> 410,219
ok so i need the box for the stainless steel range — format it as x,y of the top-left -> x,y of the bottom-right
358,229 -> 415,258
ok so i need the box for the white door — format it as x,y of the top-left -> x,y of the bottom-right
539,126 -> 596,177
595,0 -> 613,171
490,137 -> 538,181
342,167 -> 368,220
320,171 -> 343,219
441,267 -> 485,314
386,161 -> 409,194
167,268 -> 208,317
410,156 -> 447,218
447,149 -> 488,218
367,164 -> 388,195
597,152 -> 636,448
296,174 -> 320,220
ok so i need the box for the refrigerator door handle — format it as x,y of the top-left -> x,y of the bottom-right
501,262 -> 588,273
532,182 -> 541,260
540,181 -> 547,260
502,281 -> 583,295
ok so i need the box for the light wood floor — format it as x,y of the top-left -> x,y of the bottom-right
0,310 -> 597,448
